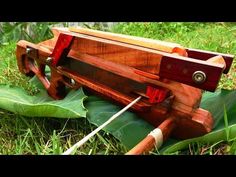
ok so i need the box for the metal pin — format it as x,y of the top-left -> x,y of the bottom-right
46,57 -> 53,64
71,79 -> 76,85
26,47 -> 32,54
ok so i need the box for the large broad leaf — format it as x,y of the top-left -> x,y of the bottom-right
0,84 -> 87,118
201,90 -> 236,129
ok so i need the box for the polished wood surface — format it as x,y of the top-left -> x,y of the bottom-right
17,40 -> 203,112
59,28 -> 229,91
69,27 -> 186,55
186,48 -> 233,74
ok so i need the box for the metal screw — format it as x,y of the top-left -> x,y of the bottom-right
71,79 -> 76,85
192,71 -> 207,84
26,47 -> 32,54
46,57 -> 53,64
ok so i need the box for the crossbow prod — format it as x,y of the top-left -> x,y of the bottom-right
16,27 -> 234,155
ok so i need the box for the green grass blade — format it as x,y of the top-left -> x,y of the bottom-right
223,104 -> 229,141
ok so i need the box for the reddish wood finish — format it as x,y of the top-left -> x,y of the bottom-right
50,33 -> 74,66
69,27 -> 187,55
67,28 -> 228,91
126,135 -> 156,155
160,55 -> 225,91
40,27 -> 231,91
186,48 -> 234,74
17,41 -> 203,111
146,85 -> 170,103
57,66 -> 151,112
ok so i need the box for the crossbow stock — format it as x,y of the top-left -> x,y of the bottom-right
16,27 -> 234,155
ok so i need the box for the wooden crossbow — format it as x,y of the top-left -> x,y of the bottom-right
16,27 -> 234,155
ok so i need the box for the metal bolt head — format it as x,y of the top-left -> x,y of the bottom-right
192,71 -> 207,84
46,57 -> 53,64
71,79 -> 76,85
26,47 -> 32,54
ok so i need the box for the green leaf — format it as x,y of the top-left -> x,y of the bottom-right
223,104 -> 229,141
0,84 -> 87,118
161,124 -> 236,154
161,89 -> 236,154
200,89 -> 236,130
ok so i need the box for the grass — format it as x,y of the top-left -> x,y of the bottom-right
0,109 -> 127,155
0,22 -> 236,155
